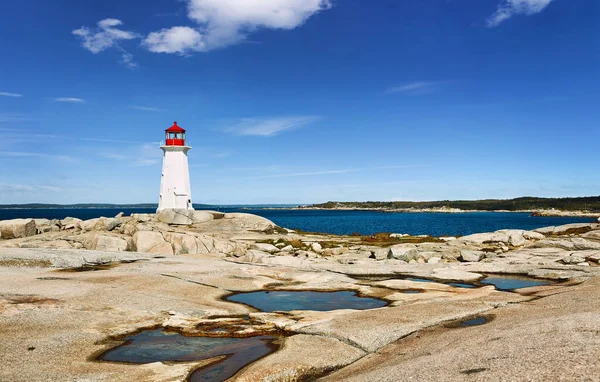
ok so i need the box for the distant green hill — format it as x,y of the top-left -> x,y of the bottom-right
309,196 -> 600,212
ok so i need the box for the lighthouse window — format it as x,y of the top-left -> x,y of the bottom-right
168,132 -> 176,139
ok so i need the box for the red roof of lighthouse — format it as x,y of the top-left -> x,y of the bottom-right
165,121 -> 186,133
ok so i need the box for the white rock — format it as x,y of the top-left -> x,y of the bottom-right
252,243 -> 279,253
279,245 -> 294,252
387,244 -> 418,261
0,219 -> 37,239
428,257 -> 441,264
440,237 -> 457,242
459,250 -> 485,262
370,248 -> 388,261
311,242 -> 323,253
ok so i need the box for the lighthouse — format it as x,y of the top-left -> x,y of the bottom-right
157,122 -> 194,212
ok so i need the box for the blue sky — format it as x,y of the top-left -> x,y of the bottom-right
0,0 -> 598,205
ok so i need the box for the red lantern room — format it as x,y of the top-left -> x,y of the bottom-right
165,121 -> 186,146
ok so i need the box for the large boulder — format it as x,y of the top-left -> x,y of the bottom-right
387,244 -> 418,261
94,217 -> 121,231
192,211 -> 214,223
459,250 -> 485,262
132,231 -> 174,255
156,209 -> 195,225
162,232 -> 201,255
84,233 -> 128,252
222,213 -> 276,232
60,217 -> 83,230
0,219 -> 37,239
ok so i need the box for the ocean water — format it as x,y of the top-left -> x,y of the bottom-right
0,207 -> 593,237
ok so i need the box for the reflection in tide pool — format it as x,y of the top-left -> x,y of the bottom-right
481,276 -> 551,291
226,290 -> 387,312
100,329 -> 279,382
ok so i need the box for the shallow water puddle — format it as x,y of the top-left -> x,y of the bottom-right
99,329 -> 280,382
445,315 -> 493,328
480,275 -> 552,291
226,290 -> 387,312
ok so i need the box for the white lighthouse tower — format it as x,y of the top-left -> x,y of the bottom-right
157,122 -> 194,212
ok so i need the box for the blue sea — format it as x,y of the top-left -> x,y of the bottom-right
0,207 -> 594,237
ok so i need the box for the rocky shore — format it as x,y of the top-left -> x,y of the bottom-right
1,210 -> 600,381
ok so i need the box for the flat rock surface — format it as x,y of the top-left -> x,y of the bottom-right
321,277 -> 600,382
1,214 -> 600,381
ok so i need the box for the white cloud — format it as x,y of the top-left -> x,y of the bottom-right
224,116 -> 319,137
54,97 -> 85,103
144,26 -> 205,54
386,81 -> 440,94
73,18 -> 138,53
0,92 -> 23,98
487,0 -> 553,27
144,0 -> 331,54
73,18 -> 139,67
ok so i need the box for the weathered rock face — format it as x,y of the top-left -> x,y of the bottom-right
0,219 -> 37,239
94,217 -> 121,232
192,211 -> 214,224
252,243 -> 280,253
534,223 -> 599,236
220,213 -> 276,232
459,250 -> 485,262
387,244 -> 418,261
162,232 -> 201,255
156,209 -> 195,225
459,229 -> 540,247
132,231 -> 174,255
84,233 -> 129,252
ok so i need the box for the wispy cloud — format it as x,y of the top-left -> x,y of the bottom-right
247,169 -> 357,180
0,184 -> 63,194
130,105 -> 162,112
103,143 -> 161,167
213,151 -> 232,158
0,151 -> 72,161
143,0 -> 332,55
133,159 -> 160,167
54,97 -> 85,103
73,18 -> 139,67
224,116 -> 320,137
0,92 -> 23,98
103,153 -> 127,160
386,81 -> 441,94
487,0 -> 554,27
0,113 -> 37,123
377,165 -> 432,170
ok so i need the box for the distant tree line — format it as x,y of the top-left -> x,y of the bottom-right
310,196 -> 600,212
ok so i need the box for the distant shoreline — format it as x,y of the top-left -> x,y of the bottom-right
255,206 -> 600,218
